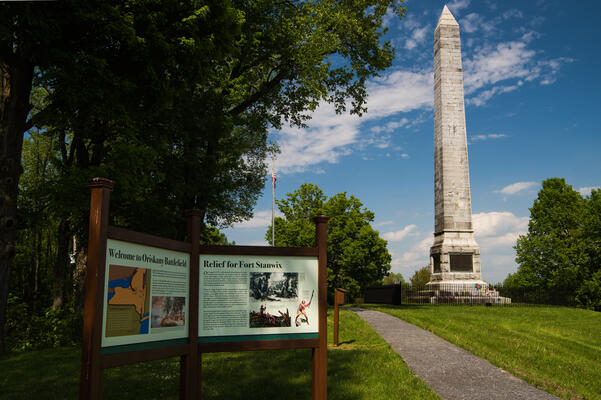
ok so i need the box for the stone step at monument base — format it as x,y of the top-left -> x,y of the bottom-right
425,280 -> 490,292
407,295 -> 511,305
408,281 -> 512,304
407,294 -> 511,305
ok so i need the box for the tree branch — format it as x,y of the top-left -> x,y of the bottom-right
23,118 -> 33,133
228,69 -> 288,116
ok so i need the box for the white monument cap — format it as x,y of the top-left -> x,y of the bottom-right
437,5 -> 459,27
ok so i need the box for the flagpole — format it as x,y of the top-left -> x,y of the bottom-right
271,158 -> 275,246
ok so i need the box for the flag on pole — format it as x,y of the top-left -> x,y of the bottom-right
272,171 -> 277,189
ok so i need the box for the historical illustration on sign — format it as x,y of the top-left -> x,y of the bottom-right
105,265 -> 151,337
151,296 -> 186,328
295,290 -> 314,327
249,305 -> 291,328
249,272 -> 298,301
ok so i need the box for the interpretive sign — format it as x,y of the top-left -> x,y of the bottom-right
102,239 -> 189,348
199,255 -> 318,340
80,178 -> 328,400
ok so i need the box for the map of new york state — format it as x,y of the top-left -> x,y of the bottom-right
105,265 -> 151,337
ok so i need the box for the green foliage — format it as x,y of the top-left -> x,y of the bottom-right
25,0 -> 407,236
3,0 -> 407,352
409,266 -> 430,290
199,226 -> 233,246
267,183 -> 391,299
510,178 -> 601,308
575,270 -> 601,311
5,294 -> 81,352
382,272 -> 405,285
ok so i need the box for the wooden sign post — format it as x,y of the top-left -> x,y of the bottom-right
79,178 -> 329,399
333,288 -> 348,347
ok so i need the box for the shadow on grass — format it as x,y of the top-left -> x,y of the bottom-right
202,348 -> 373,400
0,346 -> 81,400
201,349 -> 313,399
0,346 -> 390,400
104,357 -> 182,399
328,349 -> 384,400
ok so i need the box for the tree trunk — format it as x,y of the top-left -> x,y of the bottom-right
73,246 -> 87,314
0,56 -> 34,353
35,229 -> 40,295
53,218 -> 71,309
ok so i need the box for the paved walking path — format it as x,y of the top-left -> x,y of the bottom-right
351,308 -> 561,400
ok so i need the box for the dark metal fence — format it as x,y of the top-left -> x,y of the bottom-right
363,285 -> 402,305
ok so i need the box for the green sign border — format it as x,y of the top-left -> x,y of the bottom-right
101,333 -> 318,354
101,338 -> 188,355
198,333 -> 318,343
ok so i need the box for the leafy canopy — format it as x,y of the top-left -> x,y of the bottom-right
409,266 -> 430,290
1,0 -> 407,353
267,183 -> 391,299
509,178 -> 601,309
382,272 -> 405,285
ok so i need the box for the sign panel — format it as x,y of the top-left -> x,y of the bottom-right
198,255 -> 318,340
102,239 -> 190,348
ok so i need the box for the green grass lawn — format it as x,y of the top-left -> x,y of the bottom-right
363,304 -> 601,400
0,309 -> 438,399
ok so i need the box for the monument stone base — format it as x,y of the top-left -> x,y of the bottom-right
409,280 -> 511,305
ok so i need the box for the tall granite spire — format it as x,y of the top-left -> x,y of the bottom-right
428,6 -> 483,288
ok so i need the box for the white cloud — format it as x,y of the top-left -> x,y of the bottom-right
405,24 -> 430,50
464,41 -> 536,93
472,211 -> 529,283
467,84 -> 519,106
382,7 -> 397,28
578,186 -> 600,196
370,118 -> 410,134
366,70 -> 433,116
495,181 -> 538,195
374,220 -> 395,227
447,0 -> 471,13
382,224 -> 417,242
470,133 -> 507,142
463,37 -> 573,106
460,13 -> 493,34
473,211 -> 528,240
398,234 -> 433,267
537,57 -> 574,85
502,9 -> 524,19
274,69 -> 432,173
233,210 -> 281,229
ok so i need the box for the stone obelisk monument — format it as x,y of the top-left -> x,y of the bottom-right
427,6 -> 486,292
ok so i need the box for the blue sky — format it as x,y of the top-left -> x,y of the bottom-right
223,0 -> 601,284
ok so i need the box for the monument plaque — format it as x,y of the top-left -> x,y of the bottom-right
449,254 -> 473,273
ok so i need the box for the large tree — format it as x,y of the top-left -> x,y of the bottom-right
1,0 -> 405,352
267,183 -> 391,299
1,2 -> 71,353
511,178 -> 601,308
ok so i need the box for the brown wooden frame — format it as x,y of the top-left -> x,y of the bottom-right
79,178 -> 329,399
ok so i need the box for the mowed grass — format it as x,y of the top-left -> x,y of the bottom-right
0,309 -> 438,399
363,304 -> 601,400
